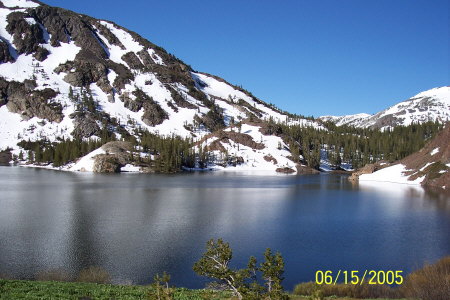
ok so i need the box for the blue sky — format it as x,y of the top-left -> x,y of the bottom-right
43,0 -> 449,117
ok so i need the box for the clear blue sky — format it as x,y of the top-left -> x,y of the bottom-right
43,0 -> 449,117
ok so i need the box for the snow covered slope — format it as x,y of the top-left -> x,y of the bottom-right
0,0 -> 324,173
358,123 -> 450,189
319,113 -> 371,127
359,164 -> 424,185
197,123 -> 298,173
319,87 -> 450,129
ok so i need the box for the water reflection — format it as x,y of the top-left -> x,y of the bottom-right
0,167 -> 449,289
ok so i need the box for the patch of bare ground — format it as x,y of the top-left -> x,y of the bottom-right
350,123 -> 449,189
197,129 -> 265,151
402,123 -> 450,189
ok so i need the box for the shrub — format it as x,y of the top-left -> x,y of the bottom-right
401,256 -> 450,300
293,280 -> 400,298
35,269 -> 71,282
76,266 -> 111,284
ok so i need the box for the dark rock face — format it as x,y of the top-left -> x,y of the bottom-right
137,49 -> 155,67
93,154 -> 122,173
121,93 -> 143,112
107,61 -> 134,90
0,78 -> 62,122
71,113 -> 101,139
132,89 -> 168,126
55,58 -> 108,87
168,86 -> 197,109
0,39 -> 15,64
94,21 -> 125,49
6,12 -> 44,55
33,46 -> 50,61
31,6 -> 108,58
195,106 -> 226,132
142,101 -> 168,126
121,52 -> 144,70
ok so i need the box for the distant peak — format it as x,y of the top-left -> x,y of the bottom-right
412,86 -> 450,102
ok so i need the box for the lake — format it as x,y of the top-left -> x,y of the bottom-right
0,166 -> 449,290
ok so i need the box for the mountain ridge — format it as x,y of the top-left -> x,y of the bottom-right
319,86 -> 450,129
0,0 -> 323,173
0,0 -> 448,176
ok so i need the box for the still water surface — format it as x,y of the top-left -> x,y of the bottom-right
0,166 -> 449,289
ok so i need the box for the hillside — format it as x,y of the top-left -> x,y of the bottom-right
320,86 -> 450,129
0,0 -> 447,175
356,123 -> 450,189
0,0 -> 323,173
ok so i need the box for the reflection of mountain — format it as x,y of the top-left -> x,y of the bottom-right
60,173 -> 293,284
1,168 -> 449,289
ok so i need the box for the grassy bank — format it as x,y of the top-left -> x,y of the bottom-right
0,279 -> 233,300
0,279 -> 404,300
1,256 -> 447,299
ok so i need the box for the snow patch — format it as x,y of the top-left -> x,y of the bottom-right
121,164 -> 141,172
359,164 -> 424,185
69,148 -> 105,172
1,0 -> 39,8
430,147 -> 439,156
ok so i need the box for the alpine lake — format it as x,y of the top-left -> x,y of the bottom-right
0,166 -> 449,290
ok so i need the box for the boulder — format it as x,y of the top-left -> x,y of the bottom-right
276,167 -> 296,174
296,164 -> 320,174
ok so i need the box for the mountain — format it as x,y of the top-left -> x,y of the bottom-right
320,86 -> 450,129
319,113 -> 371,127
353,123 -> 450,189
0,0 -> 323,173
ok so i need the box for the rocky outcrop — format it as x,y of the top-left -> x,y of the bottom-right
121,52 -> 144,70
0,78 -> 62,122
34,46 -> 49,61
348,162 -> 387,181
55,58 -> 109,87
204,130 -> 265,151
264,155 -> 278,164
31,6 -> 108,58
93,141 -> 133,173
6,12 -> 44,55
71,112 -> 101,139
168,87 -> 197,109
93,21 -> 125,49
276,167 -> 295,174
93,154 -> 122,173
132,89 -> 168,126
0,39 -> 15,64
296,164 -> 320,174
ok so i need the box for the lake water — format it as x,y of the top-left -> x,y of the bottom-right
0,166 -> 449,290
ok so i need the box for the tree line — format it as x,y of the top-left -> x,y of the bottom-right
274,119 -> 443,169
